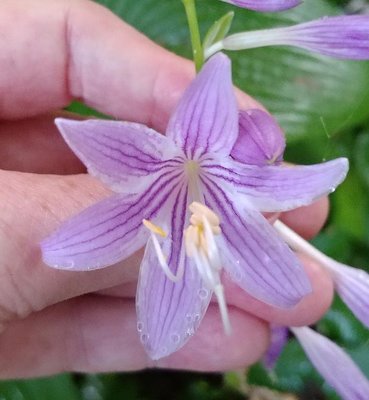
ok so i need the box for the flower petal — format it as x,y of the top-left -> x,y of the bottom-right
263,325 -> 289,370
329,262 -> 369,329
221,0 -> 301,12
204,157 -> 348,212
136,185 -> 211,359
55,118 -> 183,192
41,169 -> 184,270
221,16 -> 369,60
166,53 -> 238,159
231,109 -> 285,166
292,327 -> 369,400
202,176 -> 311,308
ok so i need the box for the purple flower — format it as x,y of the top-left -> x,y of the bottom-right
264,325 -> 369,399
41,53 -> 348,359
232,109 -> 285,166
221,0 -> 301,12
275,221 -> 369,330
292,327 -> 369,399
206,16 -> 369,60
263,324 -> 288,370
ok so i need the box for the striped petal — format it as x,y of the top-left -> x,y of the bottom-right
221,0 -> 300,12
220,16 -> 369,60
41,168 -> 184,270
292,327 -> 369,400
329,262 -> 369,329
231,109 -> 285,166
166,53 -> 238,159
201,176 -> 311,308
55,118 -> 182,193
203,157 -> 348,212
136,185 -> 211,359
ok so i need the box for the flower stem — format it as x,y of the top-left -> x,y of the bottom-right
182,0 -> 204,72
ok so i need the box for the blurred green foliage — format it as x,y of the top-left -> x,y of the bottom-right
4,0 -> 369,399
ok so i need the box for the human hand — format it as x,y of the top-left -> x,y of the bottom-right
0,0 -> 333,378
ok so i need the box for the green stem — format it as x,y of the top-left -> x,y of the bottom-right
182,0 -> 204,72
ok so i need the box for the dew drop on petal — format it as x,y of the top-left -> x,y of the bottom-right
140,333 -> 149,343
137,321 -> 143,332
198,288 -> 209,299
171,333 -> 181,344
194,313 -> 200,322
186,314 -> 193,323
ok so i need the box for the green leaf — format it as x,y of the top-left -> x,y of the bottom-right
95,0 -> 369,143
0,374 -> 81,400
203,11 -> 234,52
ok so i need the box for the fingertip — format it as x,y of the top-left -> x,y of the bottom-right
280,197 -> 329,240
159,306 -> 269,371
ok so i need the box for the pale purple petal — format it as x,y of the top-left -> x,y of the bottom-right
263,325 -> 289,370
202,176 -> 311,308
221,0 -> 301,12
136,185 -> 211,359
292,327 -> 369,400
55,118 -> 183,192
329,262 -> 369,329
203,157 -> 348,212
281,16 -> 369,60
231,109 -> 285,166
222,16 -> 369,60
41,169 -> 184,270
166,53 -> 238,159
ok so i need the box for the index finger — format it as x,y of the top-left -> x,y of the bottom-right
0,0 -> 259,131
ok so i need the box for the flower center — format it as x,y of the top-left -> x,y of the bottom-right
184,202 -> 231,335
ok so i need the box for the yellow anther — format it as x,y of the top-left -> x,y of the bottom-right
142,219 -> 167,238
189,202 -> 220,227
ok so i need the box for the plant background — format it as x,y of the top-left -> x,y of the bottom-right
3,0 -> 369,398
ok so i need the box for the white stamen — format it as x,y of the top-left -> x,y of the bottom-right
273,220 -> 338,273
214,284 -> 232,335
143,220 -> 184,282
184,201 -> 231,335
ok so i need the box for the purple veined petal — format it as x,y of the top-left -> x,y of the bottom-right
292,327 -> 369,400
220,16 -> 369,60
136,185 -> 211,359
41,168 -> 185,270
263,325 -> 289,370
55,118 -> 183,193
203,157 -> 348,212
166,53 -> 238,159
328,262 -> 369,329
231,109 -> 286,166
201,176 -> 311,308
220,0 -> 301,12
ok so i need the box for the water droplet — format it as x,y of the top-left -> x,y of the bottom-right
171,333 -> 180,344
186,314 -> 193,322
140,333 -> 149,343
198,288 -> 209,299
186,327 -> 195,337
137,322 -> 143,332
194,313 -> 200,322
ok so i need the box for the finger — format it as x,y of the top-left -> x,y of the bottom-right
0,112 -> 84,174
0,170 -> 142,321
1,0 -> 259,131
280,196 -> 329,239
0,296 -> 269,378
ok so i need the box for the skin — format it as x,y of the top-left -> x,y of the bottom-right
0,0 -> 333,378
